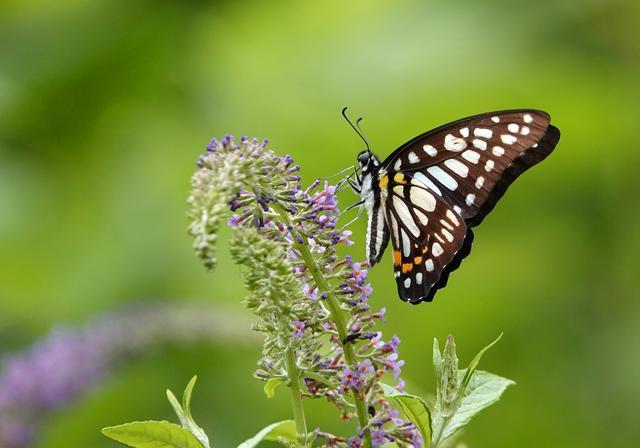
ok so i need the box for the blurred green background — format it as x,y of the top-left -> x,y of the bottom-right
1,0 -> 639,446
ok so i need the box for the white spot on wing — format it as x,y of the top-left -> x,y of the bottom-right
523,114 -> 533,123
444,134 -> 467,152
444,159 -> 469,178
446,209 -> 460,226
404,277 -> 411,288
475,176 -> 485,189
472,139 -> 487,151
401,229 -> 411,257
408,151 -> 420,164
474,128 -> 493,138
423,144 -> 437,157
389,213 -> 400,244
410,186 -> 436,212
442,229 -> 454,242
432,242 -> 444,256
492,146 -> 505,156
393,196 -> 421,238
465,193 -> 475,206
427,166 -> 458,190
508,123 -> 519,133
453,205 -> 462,215
521,126 -> 530,135
460,127 -> 469,137
491,116 -> 500,123
412,172 -> 442,196
440,219 -> 453,231
416,273 -> 423,285
394,159 -> 402,171
425,259 -> 434,272
462,150 -> 480,164
485,160 -> 495,172
415,209 -> 429,225
501,134 -> 517,145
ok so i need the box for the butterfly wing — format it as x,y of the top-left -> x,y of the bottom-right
383,172 -> 471,303
381,109 -> 560,303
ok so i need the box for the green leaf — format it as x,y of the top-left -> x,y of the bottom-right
167,389 -> 188,427
432,338 -> 442,386
263,378 -> 284,399
102,421 -> 204,448
459,333 -> 502,394
183,376 -> 198,420
236,420 -> 297,448
167,376 -> 211,448
381,384 -> 432,448
435,370 -> 515,441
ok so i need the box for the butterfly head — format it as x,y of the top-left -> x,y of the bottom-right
352,150 -> 382,200
356,150 -> 380,178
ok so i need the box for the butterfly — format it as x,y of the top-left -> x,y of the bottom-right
345,108 -> 561,304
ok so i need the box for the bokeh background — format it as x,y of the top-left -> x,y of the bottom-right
1,0 -> 639,447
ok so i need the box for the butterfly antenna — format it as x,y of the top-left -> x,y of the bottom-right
355,116 -> 371,153
341,107 -> 371,153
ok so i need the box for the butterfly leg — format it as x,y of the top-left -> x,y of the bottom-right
339,201 -> 364,229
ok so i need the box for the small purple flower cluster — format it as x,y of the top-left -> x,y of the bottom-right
190,135 -> 422,447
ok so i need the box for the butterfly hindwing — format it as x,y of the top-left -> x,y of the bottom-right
382,172 -> 468,303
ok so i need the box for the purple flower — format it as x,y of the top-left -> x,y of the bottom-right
302,283 -> 319,300
409,429 -> 422,447
351,263 -> 368,285
382,335 -> 401,354
228,214 -> 242,226
292,321 -> 305,339
340,368 -> 363,390
371,429 -> 394,447
357,359 -> 374,378
347,436 -> 362,447
383,353 -> 405,379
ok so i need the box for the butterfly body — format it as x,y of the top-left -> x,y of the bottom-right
352,109 -> 560,304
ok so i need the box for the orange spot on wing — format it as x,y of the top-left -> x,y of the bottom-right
393,250 -> 402,266
414,256 -> 423,265
393,173 -> 407,184
379,175 -> 389,188
402,263 -> 413,273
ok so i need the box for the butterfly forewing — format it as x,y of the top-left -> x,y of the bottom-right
378,109 -> 560,303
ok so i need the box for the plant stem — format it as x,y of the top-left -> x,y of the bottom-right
275,206 -> 373,447
284,342 -> 309,447
431,415 -> 451,448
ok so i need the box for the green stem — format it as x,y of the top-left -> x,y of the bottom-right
431,415 -> 451,448
284,343 -> 309,447
275,206 -> 373,447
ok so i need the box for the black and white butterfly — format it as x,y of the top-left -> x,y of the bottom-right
346,109 -> 561,304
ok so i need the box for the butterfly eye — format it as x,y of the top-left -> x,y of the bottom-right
357,151 -> 370,167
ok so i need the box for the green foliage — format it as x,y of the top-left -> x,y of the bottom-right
381,384 -> 432,448
236,421 -> 298,448
434,370 -> 515,442
383,334 -> 514,448
431,334 -> 513,447
166,376 -> 211,448
101,421 -> 204,448
263,378 -> 284,399
102,376 -> 211,448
